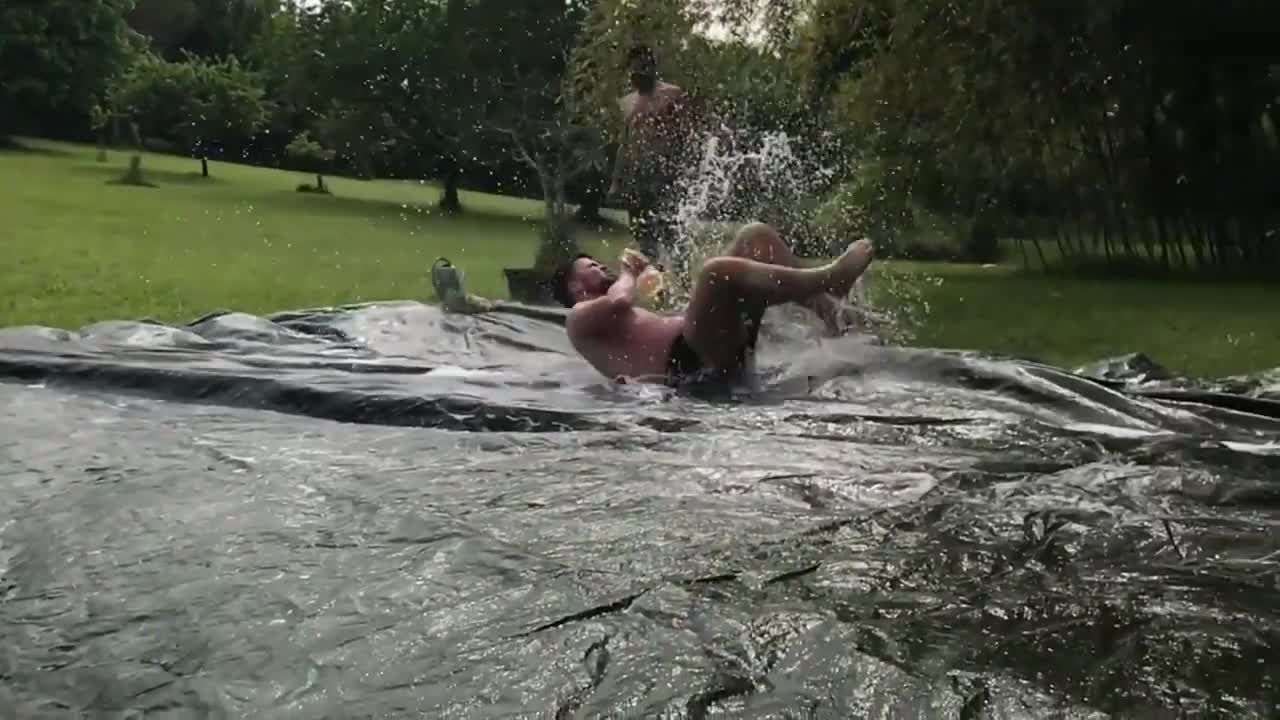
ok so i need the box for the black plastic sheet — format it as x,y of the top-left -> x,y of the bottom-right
1,301 -> 1277,718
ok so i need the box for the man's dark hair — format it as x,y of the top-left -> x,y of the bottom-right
551,253 -> 594,308
627,44 -> 655,67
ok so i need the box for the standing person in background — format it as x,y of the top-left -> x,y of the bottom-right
606,45 -> 703,263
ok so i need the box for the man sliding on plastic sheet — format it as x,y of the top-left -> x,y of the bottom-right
551,223 -> 874,387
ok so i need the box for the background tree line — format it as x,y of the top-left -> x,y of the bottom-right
3,0 -> 1277,275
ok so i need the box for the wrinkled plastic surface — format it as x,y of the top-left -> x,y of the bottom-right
1,301 -> 1277,718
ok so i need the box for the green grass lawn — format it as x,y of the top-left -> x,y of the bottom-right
879,261 -> 1278,377
0,139 -> 628,326
2,139 -> 1276,378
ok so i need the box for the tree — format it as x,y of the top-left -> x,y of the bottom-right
569,0 -> 700,145
450,0 -> 606,270
0,0 -> 141,142
124,0 -> 199,58
256,0 -> 439,190
786,0 -> 1280,271
369,0 -> 468,211
285,131 -> 336,193
107,51 -> 271,177
312,103 -> 402,181
127,0 -> 275,62
567,0 -> 831,250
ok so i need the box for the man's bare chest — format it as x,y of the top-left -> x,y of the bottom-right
622,88 -> 684,127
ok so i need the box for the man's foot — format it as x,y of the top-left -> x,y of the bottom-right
822,239 -> 875,298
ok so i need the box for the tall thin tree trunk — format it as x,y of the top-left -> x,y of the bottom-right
1154,214 -> 1176,270
1182,215 -> 1204,268
1170,217 -> 1188,270
438,161 -> 462,214
1199,218 -> 1218,267
1094,188 -> 1114,263
575,190 -> 602,224
1069,197 -> 1086,259
1052,222 -> 1069,267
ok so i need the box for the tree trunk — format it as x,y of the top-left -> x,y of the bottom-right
536,167 -> 575,271
1182,215 -> 1205,268
1169,216 -> 1188,270
574,187 -> 603,224
1199,218 -> 1218,268
317,174 -> 326,191
1052,222 -> 1070,266
438,164 -> 462,214
1031,234 -> 1048,269
120,154 -> 148,186
1154,213 -> 1175,270
95,125 -> 109,162
201,156 -> 209,178
1093,188 -> 1114,263
1213,216 -> 1233,271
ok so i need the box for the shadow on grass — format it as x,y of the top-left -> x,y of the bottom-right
106,177 -> 158,189
265,187 -> 545,229
1028,255 -> 1280,287
70,162 -> 225,186
0,137 -> 75,157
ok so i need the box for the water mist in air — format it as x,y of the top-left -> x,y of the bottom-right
655,126 -> 932,344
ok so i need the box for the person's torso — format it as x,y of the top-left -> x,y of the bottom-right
569,309 -> 685,381
621,84 -> 694,169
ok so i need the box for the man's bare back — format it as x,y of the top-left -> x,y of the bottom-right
568,306 -> 685,381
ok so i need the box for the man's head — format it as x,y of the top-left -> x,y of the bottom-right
627,45 -> 657,93
552,254 -> 618,308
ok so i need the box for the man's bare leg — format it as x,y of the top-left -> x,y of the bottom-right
721,223 -> 847,334
682,238 -> 874,371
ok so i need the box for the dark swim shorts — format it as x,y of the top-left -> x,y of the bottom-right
664,307 -> 765,388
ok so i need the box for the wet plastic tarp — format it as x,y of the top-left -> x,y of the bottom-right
1,301 -> 1277,717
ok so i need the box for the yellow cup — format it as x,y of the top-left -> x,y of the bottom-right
620,249 -> 666,306
636,266 -> 665,299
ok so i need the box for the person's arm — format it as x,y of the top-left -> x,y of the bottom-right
567,271 -> 639,336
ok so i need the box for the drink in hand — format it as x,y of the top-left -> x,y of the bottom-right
620,249 -> 666,305
636,266 -> 665,299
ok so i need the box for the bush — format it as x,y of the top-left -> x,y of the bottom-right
759,194 -> 828,258
964,213 -> 1002,264
810,178 -> 1006,263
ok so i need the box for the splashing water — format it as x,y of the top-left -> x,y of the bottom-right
662,129 -> 828,278
655,127 -> 934,344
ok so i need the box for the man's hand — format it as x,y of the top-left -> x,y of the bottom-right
567,271 -> 638,338
620,249 -> 651,276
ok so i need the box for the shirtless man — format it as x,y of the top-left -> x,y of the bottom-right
551,223 -> 875,386
606,45 -> 701,261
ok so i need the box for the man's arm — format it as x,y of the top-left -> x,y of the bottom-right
567,271 -> 638,336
